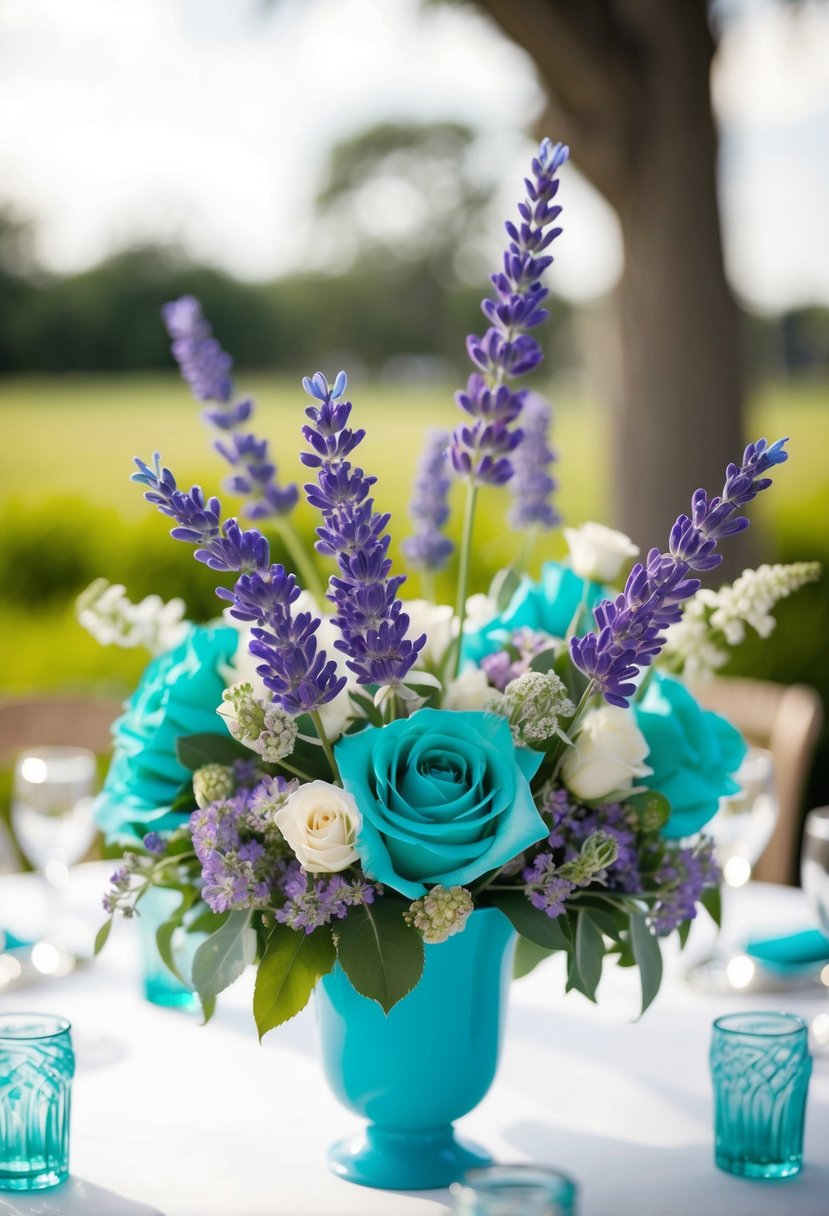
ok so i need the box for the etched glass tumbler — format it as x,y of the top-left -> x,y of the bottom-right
451,1165 -> 578,1215
710,1011 -> 811,1179
0,1014 -> 75,1191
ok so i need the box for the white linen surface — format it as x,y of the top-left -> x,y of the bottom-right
0,867 -> 827,1216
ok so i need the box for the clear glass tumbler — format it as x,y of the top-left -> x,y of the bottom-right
451,1164 -> 578,1215
710,1011 -> 812,1179
138,885 -> 200,1011
0,1013 -> 75,1191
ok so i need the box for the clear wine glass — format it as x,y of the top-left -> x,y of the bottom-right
800,806 -> 829,1046
11,747 -> 98,887
687,747 -> 778,991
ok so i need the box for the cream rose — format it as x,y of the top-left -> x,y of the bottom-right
563,522 -> 639,584
561,706 -> 652,802
274,781 -> 361,873
443,665 -> 501,712
403,600 -> 456,668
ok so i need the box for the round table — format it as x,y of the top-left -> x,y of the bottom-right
1,867 -> 827,1216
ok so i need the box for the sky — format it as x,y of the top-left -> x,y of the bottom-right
1,0 -> 828,310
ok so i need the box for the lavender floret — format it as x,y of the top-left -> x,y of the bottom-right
570,438 -> 789,707
402,429 -> 454,572
450,139 -> 569,487
300,371 -> 426,688
162,295 -> 298,520
508,393 -> 559,529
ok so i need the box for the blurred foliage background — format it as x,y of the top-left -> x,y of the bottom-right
1,5 -> 827,870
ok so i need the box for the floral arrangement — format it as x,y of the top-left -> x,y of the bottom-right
90,139 -> 804,1035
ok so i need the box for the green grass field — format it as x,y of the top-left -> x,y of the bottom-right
1,372 -> 827,699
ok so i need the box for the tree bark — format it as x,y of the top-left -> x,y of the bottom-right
478,0 -> 747,563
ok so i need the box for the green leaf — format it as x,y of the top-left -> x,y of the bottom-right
513,936 -> 554,980
701,884 -> 722,928
527,646 -> 560,676
253,925 -> 336,1039
200,994 -> 216,1025
176,732 -> 251,771
490,565 -> 522,613
625,790 -> 671,831
187,909 -> 229,936
348,690 -> 384,727
191,909 -> 257,1004
93,917 -> 113,956
629,910 -> 664,1017
676,918 -> 692,950
579,903 -> 624,943
169,782 -> 197,814
154,887 -> 198,985
570,909 -> 604,1001
334,900 -> 424,1013
490,891 -> 571,951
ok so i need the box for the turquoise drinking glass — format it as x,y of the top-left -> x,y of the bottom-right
710,1011 -> 812,1179
137,885 -> 200,1011
451,1164 -> 578,1215
0,1013 -> 75,1191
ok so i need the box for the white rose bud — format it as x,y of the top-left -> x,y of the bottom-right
563,522 -> 639,584
403,600 -> 456,668
561,706 -> 652,802
444,665 -> 501,712
274,780 -> 361,873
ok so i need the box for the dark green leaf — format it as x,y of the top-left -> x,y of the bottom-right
701,884 -> 722,928
253,925 -> 336,1039
580,904 -> 624,943
176,732 -> 251,771
93,917 -> 113,956
191,909 -> 257,1003
348,691 -> 384,727
154,887 -> 198,985
188,908 -> 229,936
200,994 -> 216,1025
572,909 -> 604,1001
625,790 -> 671,831
169,782 -> 197,814
513,936 -> 554,980
334,900 -> 424,1013
277,732 -> 331,781
629,910 -> 664,1017
527,646 -> 560,676
676,918 -> 692,950
490,891 -> 571,950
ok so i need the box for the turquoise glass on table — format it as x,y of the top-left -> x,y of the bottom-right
451,1165 -> 578,1216
81,133 -> 814,1194
0,1014 -> 75,1192
710,1012 -> 812,1179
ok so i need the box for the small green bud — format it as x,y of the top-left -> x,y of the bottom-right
405,885 -> 474,944
193,763 -> 235,809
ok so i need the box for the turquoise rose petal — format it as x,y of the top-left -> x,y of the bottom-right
336,708 -> 546,898
635,672 -> 748,841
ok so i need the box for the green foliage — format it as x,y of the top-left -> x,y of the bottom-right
334,899 -> 425,1013
253,925 -> 336,1039
191,909 -> 257,1014
628,910 -> 663,1017
176,732 -> 250,771
512,937 -> 554,980
568,909 -> 605,1002
490,891 -> 572,951
93,918 -> 113,956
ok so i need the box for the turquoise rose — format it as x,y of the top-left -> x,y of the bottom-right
335,708 -> 546,900
94,623 -> 239,842
634,673 -> 747,840
462,561 -> 608,665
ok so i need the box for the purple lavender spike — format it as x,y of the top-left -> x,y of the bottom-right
570,438 -> 789,706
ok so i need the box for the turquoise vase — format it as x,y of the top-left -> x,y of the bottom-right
316,907 -> 515,1191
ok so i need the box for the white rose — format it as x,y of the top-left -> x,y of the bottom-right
443,665 -> 502,712
563,522 -> 639,584
275,780 -> 361,873
561,706 -> 652,802
403,600 -> 456,668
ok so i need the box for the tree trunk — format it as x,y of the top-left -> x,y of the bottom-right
478,0 -> 748,565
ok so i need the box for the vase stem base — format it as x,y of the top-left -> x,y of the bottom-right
326,1123 -> 491,1190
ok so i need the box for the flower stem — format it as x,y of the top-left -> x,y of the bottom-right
311,709 -> 341,784
452,479 -> 479,679
276,517 -> 326,603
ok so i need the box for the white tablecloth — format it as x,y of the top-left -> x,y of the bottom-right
1,868 -> 828,1216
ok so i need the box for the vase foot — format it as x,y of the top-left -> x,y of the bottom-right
327,1123 -> 491,1190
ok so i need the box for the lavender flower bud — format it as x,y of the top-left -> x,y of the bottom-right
558,830 -> 619,887
404,885 -> 474,944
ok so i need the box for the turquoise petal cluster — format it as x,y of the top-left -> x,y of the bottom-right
634,673 -> 747,839
94,624 -> 239,841
462,561 -> 607,665
335,708 -> 546,899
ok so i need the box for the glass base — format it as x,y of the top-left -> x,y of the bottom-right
143,979 -> 200,1011
0,1164 -> 67,1192
716,1153 -> 803,1180
327,1124 -> 491,1190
